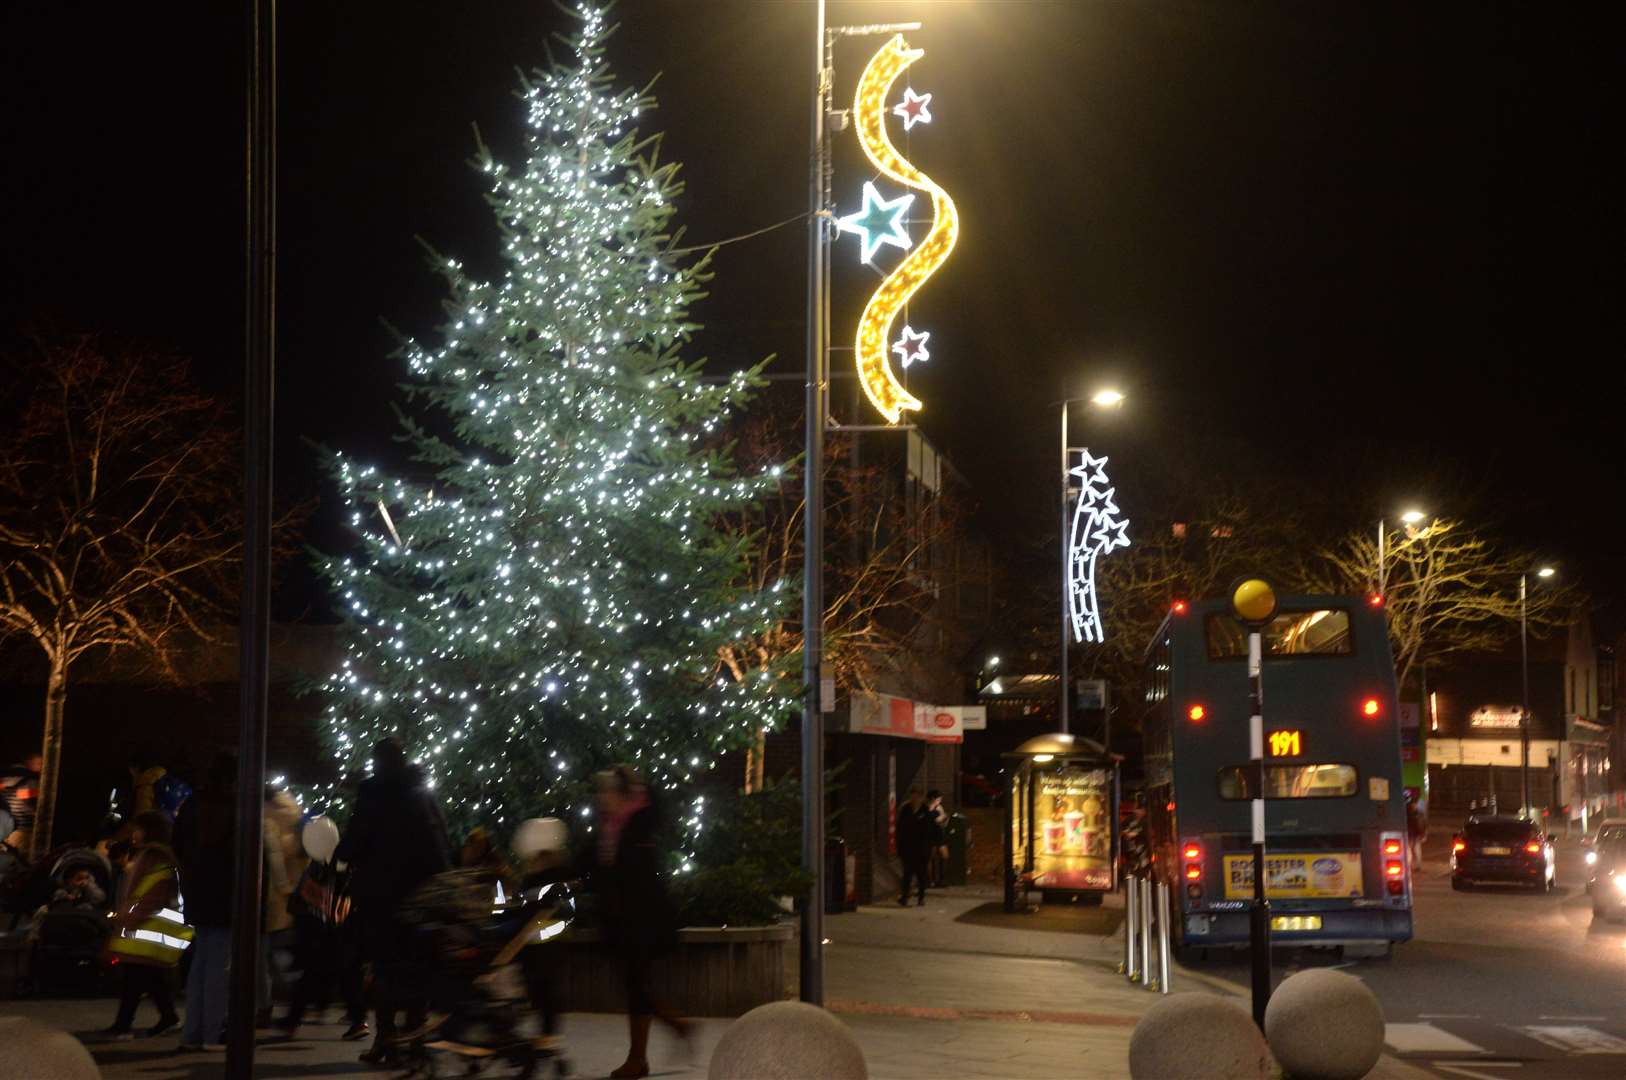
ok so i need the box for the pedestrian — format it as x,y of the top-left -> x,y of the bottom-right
459,825 -> 516,896
125,747 -> 169,818
103,810 -> 185,1040
896,785 -> 930,906
173,752 -> 238,1052
926,789 -> 949,887
277,830 -> 368,1040
258,784 -> 302,1025
1406,791 -> 1427,874
334,737 -> 452,1068
0,752 -> 42,855
513,817 -> 574,1049
593,765 -> 690,1080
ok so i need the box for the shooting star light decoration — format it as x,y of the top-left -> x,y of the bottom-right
837,34 -> 959,424
1068,450 -> 1132,644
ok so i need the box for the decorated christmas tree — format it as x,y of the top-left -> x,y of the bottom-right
318,4 -> 793,843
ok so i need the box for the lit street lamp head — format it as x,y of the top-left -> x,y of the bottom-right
1400,509 -> 1427,525
1091,389 -> 1125,407
1536,566 -> 1556,579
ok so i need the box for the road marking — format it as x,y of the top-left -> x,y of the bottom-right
1517,1025 -> 1626,1054
1419,1014 -> 1481,1019
1536,1015 -> 1608,1021
1386,1023 -> 1488,1055
1434,1064 -> 1520,1080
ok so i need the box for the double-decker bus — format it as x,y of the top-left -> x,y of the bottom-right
1141,593 -> 1413,956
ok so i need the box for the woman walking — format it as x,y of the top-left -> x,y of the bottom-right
594,765 -> 690,1079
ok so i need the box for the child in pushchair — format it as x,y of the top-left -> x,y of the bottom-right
27,848 -> 115,993
392,846 -> 577,1079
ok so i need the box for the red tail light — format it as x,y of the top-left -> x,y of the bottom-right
1368,594 -> 1384,607
1383,838 -> 1403,856
1362,698 -> 1380,717
1181,839 -> 1203,885
1183,844 -> 1201,861
1171,600 -> 1189,615
1385,860 -> 1405,879
1524,841 -> 1542,855
1184,864 -> 1202,880
1187,704 -> 1206,721
1452,839 -> 1466,853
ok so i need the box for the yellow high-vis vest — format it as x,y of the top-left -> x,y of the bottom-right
107,864 -> 194,967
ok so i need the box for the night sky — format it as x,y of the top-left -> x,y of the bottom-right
2,1 -> 1618,618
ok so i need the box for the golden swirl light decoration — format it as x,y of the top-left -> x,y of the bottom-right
849,35 -> 959,425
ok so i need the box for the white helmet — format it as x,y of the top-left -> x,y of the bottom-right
512,817 -> 569,859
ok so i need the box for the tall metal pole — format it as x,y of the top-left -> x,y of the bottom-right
1520,573 -> 1530,818
1247,629 -> 1271,1028
799,0 -> 828,1006
1377,518 -> 1386,599
1059,399 -> 1071,734
228,0 -> 276,1072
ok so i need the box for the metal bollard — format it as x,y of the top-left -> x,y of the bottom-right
1124,875 -> 1140,981
1157,881 -> 1173,994
1139,875 -> 1153,987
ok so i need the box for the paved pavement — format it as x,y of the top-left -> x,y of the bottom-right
1193,829 -> 1626,1079
2,884 -> 1438,1079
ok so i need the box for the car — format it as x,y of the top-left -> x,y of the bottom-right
1583,818 -> 1626,893
1450,815 -> 1555,892
1590,836 -> 1626,922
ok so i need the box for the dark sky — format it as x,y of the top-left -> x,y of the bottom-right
2,2 -> 1619,616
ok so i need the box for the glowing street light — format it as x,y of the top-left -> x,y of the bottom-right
1091,388 -> 1125,407
1400,508 -> 1427,526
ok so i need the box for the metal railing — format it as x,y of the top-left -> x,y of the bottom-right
1121,874 -> 1172,994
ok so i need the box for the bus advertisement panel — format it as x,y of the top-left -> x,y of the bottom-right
1030,765 -> 1113,891
1222,852 -> 1365,899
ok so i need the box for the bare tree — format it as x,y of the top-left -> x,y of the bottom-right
717,408 -> 982,791
0,331 -> 255,856
1308,518 -> 1582,693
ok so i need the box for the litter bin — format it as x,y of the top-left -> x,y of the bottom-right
944,813 -> 969,886
825,836 -> 853,913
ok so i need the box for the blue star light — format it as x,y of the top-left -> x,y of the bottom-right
837,181 -> 915,264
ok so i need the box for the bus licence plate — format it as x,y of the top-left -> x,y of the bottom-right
1482,846 -> 1510,856
1271,915 -> 1322,932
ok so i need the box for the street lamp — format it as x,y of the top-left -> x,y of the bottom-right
1059,387 -> 1124,736
1376,507 -> 1429,601
1519,565 -> 1557,818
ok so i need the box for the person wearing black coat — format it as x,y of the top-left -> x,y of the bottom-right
593,765 -> 690,1080
174,753 -> 237,1049
333,738 -> 452,1067
895,785 -> 931,906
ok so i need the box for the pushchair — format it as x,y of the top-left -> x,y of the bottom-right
391,867 -> 576,1078
28,848 -> 116,995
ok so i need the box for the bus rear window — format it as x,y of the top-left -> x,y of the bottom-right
1206,610 -> 1353,659
1219,764 -> 1359,799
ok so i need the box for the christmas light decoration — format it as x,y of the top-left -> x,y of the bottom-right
835,181 -> 916,265
892,325 -> 930,368
315,5 -> 793,844
849,34 -> 960,424
1067,450 -> 1131,644
893,86 -> 933,130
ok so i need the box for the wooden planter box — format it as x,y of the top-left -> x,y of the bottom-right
556,924 -> 792,1017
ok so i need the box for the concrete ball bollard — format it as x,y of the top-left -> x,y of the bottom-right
708,1001 -> 867,1080
1264,968 -> 1384,1080
0,1017 -> 101,1079
1128,993 -> 1271,1080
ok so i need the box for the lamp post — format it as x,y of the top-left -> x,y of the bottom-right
1376,507 -> 1427,601
1059,387 -> 1123,735
1519,565 -> 1557,818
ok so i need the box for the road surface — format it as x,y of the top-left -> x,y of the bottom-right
1189,829 -> 1626,1078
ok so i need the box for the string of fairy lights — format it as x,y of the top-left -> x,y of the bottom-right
317,4 -> 794,849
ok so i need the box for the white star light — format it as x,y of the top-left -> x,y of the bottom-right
1066,450 -> 1132,644
892,325 -> 931,368
836,181 -> 915,264
893,87 -> 933,130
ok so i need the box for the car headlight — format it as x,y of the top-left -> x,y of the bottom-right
1613,874 -> 1626,896
1586,850 -> 1598,865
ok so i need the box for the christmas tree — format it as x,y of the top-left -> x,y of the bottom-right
318,4 -> 793,845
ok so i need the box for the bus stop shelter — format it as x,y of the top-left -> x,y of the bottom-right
1003,733 -> 1122,911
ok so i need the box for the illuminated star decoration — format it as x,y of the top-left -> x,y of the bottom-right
1067,450 -> 1132,644
892,325 -> 931,368
893,87 -> 933,130
837,181 -> 915,265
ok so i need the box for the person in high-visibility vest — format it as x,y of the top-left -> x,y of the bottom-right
103,810 -> 190,1039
